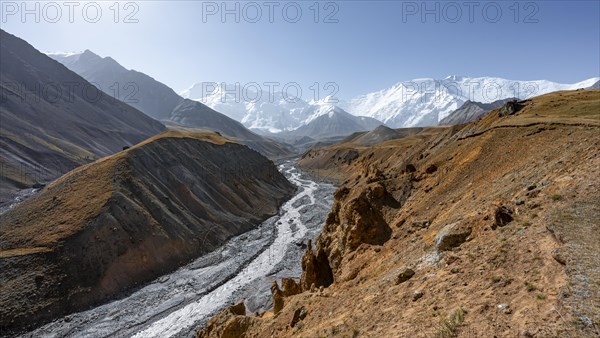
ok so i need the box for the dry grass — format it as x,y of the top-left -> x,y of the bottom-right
0,130 -> 235,249
211,89 -> 600,337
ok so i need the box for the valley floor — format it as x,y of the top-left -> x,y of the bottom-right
17,162 -> 335,338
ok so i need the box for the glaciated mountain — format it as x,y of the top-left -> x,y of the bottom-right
182,83 -> 320,134
340,76 -> 600,128
185,76 -> 599,131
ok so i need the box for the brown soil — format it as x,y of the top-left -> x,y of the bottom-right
198,89 -> 600,337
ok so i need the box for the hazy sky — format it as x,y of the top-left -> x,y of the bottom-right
2,0 -> 599,99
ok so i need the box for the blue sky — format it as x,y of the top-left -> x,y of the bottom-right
1,0 -> 599,99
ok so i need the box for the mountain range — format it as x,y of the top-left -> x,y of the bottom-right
0,30 -> 165,202
47,50 -> 291,158
183,76 -> 599,131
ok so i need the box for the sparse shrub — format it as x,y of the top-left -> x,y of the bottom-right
435,308 -> 466,338
551,194 -> 562,201
502,277 -> 514,287
491,276 -> 502,283
536,293 -> 546,300
524,281 -> 537,292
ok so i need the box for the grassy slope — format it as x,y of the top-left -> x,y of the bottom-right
199,89 -> 600,337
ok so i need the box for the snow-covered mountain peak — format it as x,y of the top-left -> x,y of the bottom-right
340,76 -> 599,127
183,76 -> 598,133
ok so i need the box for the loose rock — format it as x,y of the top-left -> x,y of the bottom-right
492,205 -> 514,229
395,268 -> 415,285
290,307 -> 307,327
411,220 -> 430,228
435,222 -> 472,251
412,291 -> 424,301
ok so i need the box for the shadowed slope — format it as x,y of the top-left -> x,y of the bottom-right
0,131 -> 296,334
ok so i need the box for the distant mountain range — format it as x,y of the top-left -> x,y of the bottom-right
182,76 -> 599,131
47,51 -> 598,142
48,50 -> 291,158
340,76 -> 599,127
181,83 -> 384,135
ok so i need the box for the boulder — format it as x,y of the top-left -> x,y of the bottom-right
395,268 -> 415,285
290,307 -> 308,328
404,164 -> 417,173
197,302 -> 255,338
498,100 -> 525,117
412,220 -> 431,228
492,205 -> 514,229
425,164 -> 438,174
436,222 -> 472,251
412,290 -> 424,301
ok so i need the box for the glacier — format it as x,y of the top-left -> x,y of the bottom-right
182,76 -> 599,130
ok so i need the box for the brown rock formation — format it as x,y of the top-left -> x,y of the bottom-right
281,278 -> 302,297
271,281 -> 284,316
197,302 -> 256,338
300,240 -> 334,290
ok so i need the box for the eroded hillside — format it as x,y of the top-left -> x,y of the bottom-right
198,89 -> 600,337
0,131 -> 296,334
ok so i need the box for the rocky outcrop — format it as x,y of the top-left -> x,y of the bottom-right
281,278 -> 302,297
300,240 -> 334,290
498,100 -> 525,117
492,205 -> 514,229
0,131 -> 296,334
271,282 -> 285,316
197,302 -> 256,338
301,177 -> 408,281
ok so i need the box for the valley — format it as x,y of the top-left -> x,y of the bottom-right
17,162 -> 334,338
1,7 -> 599,337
